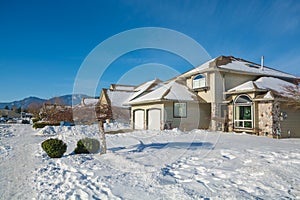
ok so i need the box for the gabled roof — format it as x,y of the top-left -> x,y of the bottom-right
106,90 -> 135,108
109,84 -> 136,91
227,77 -> 296,94
180,56 -> 298,80
129,79 -> 162,101
254,91 -> 275,101
100,79 -> 162,108
129,80 -> 203,104
82,98 -> 99,106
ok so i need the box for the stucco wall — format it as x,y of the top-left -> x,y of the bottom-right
199,103 -> 211,129
164,101 -> 201,131
224,73 -> 255,91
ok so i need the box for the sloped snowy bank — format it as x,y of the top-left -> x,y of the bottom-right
0,124 -> 299,199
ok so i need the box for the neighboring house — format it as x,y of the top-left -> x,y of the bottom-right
99,55 -> 300,138
0,109 -> 20,119
72,98 -> 99,124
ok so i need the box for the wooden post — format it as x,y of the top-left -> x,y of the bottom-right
98,120 -> 107,154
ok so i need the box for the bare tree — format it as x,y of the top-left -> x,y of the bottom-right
282,84 -> 300,110
95,102 -> 112,154
28,102 -> 43,118
40,104 -> 73,123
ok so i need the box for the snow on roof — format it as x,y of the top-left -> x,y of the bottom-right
103,79 -> 162,108
263,91 -> 274,99
129,81 -> 199,104
181,56 -> 298,79
82,98 -> 99,106
228,81 -> 257,92
129,79 -> 162,101
219,60 -> 297,79
111,84 -> 136,91
180,59 -> 212,77
228,77 -> 295,94
106,90 -> 135,108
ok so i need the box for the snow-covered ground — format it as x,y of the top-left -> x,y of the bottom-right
0,124 -> 299,199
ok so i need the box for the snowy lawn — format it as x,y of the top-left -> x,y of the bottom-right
0,124 -> 299,199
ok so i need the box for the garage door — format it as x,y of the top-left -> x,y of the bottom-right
134,110 -> 144,129
148,109 -> 161,130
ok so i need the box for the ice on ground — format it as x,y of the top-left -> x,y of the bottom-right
0,124 -> 300,199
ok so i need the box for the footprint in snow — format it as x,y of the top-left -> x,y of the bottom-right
220,150 -> 236,160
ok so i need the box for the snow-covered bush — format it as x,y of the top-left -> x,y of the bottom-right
41,138 -> 67,158
74,138 -> 100,154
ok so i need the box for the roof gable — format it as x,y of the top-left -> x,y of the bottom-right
129,80 -> 201,104
228,77 -> 296,94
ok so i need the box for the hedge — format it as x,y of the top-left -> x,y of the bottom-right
33,122 -> 60,129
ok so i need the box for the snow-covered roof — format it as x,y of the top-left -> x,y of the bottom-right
228,81 -> 258,92
254,91 -> 275,100
106,90 -> 135,108
110,84 -> 136,91
219,60 -> 297,79
82,98 -> 99,106
228,77 -> 296,94
103,79 -> 162,108
129,79 -> 162,101
181,56 -> 298,80
180,59 -> 212,77
129,81 -> 200,104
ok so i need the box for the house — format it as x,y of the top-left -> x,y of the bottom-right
99,55 -> 300,138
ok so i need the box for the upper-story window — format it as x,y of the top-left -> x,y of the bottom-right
192,74 -> 206,89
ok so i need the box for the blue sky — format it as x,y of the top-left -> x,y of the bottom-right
1,0 -> 300,102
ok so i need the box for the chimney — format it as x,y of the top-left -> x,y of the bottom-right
260,56 -> 264,71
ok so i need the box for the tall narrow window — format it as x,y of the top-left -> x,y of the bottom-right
234,95 -> 253,129
192,74 -> 206,89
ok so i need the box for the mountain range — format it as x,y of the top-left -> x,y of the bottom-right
0,94 -> 91,110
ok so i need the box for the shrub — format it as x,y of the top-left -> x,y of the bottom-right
74,138 -> 100,154
32,118 -> 40,123
41,138 -> 67,158
33,122 -> 60,129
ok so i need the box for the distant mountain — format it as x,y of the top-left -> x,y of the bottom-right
0,94 -> 91,110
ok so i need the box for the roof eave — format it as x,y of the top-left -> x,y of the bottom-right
225,89 -> 267,95
129,98 -> 200,105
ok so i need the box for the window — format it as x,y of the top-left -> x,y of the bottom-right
234,95 -> 253,129
174,102 -> 187,118
192,74 -> 206,89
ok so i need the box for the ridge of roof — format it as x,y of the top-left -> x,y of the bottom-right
129,80 -> 201,104
180,55 -> 298,80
